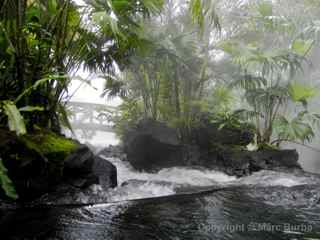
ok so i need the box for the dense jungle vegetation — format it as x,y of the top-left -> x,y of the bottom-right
1,0 -> 320,198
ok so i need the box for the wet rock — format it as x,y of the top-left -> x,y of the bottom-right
126,118 -> 181,146
64,146 -> 117,190
63,144 -> 99,189
202,148 -> 301,177
0,129 -> 117,203
190,114 -> 254,148
64,144 -> 94,175
202,149 -> 251,177
0,129 -> 48,200
123,119 -> 185,171
250,149 -> 301,172
122,119 -> 302,177
92,156 -> 117,190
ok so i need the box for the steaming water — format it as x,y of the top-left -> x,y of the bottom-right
2,136 -> 320,239
101,156 -> 320,202
102,156 -> 236,201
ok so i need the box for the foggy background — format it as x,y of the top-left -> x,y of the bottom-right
68,0 -> 320,174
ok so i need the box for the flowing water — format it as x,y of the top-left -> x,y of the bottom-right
1,149 -> 320,239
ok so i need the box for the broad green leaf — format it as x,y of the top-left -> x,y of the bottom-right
292,119 -> 314,142
92,11 -> 124,39
48,0 -> 58,14
2,101 -> 26,136
291,39 -> 314,56
288,82 -> 318,103
19,106 -> 44,112
112,1 -> 130,12
15,75 -> 67,104
26,6 -> 40,21
257,2 -> 273,17
0,158 -> 18,200
274,114 -> 315,143
67,6 -> 81,28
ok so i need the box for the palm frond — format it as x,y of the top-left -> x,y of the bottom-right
189,0 -> 220,34
0,158 -> 18,200
230,74 -> 267,90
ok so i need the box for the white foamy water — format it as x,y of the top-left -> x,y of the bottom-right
102,156 -> 237,186
105,182 -> 176,202
99,156 -> 236,201
237,170 -> 319,187
98,155 -> 320,202
70,132 -> 320,202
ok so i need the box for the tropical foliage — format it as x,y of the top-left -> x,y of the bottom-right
0,0 -> 164,199
215,0 -> 320,146
0,157 -> 18,200
2,0 -> 320,198
102,0 -> 320,147
104,0 -> 220,139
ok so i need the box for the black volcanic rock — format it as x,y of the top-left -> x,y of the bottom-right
249,149 -> 301,172
121,118 -> 302,177
123,119 -> 185,171
0,129 -> 117,202
92,156 -> 117,189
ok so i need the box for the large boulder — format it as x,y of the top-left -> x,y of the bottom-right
124,118 -> 180,147
200,148 -> 302,177
190,115 -> 254,149
0,129 -> 117,202
28,156 -> 117,205
0,129 -> 49,200
122,119 -> 301,177
63,144 -> 98,188
64,144 -> 94,175
122,118 -> 255,173
123,119 -> 186,171
64,145 -> 117,190
92,156 -> 117,190
201,149 -> 251,177
249,149 -> 301,172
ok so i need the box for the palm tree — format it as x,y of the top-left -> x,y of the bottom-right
0,0 -> 164,132
217,0 -> 319,145
102,0 -> 220,139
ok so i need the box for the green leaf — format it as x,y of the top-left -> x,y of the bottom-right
58,103 -> 74,134
141,0 -> 164,14
288,82 -> 318,103
257,2 -> 273,17
15,75 -> 67,104
92,11 -> 124,39
2,101 -> 27,136
0,158 -> 18,200
189,0 -> 220,34
274,114 -> 315,143
190,0 -> 203,29
19,106 -> 44,112
48,0 -> 58,14
291,39 -> 314,56
26,6 -> 40,21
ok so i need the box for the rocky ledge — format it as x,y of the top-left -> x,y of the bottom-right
0,129 -> 117,203
121,118 -> 302,177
